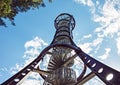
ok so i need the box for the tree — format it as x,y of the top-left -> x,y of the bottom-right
0,0 -> 52,27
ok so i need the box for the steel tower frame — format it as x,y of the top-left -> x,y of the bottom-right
1,13 -> 120,85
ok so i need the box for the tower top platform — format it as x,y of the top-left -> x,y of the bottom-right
54,13 -> 75,30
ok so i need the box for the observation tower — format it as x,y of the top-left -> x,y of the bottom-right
1,13 -> 120,85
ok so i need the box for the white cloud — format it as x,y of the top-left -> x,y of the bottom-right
78,37 -> 103,54
21,79 -> 42,85
75,0 -> 120,37
74,0 -> 96,13
85,0 -> 94,7
96,0 -> 99,6
92,38 -> 103,47
116,36 -> 120,55
25,36 -> 48,49
93,0 -> 120,37
74,0 -> 94,7
0,74 -> 2,77
74,0 -> 87,5
74,1 -> 120,84
0,67 -> 8,72
93,0 -> 120,55
10,63 -> 23,75
83,34 -> 92,39
24,37 -> 48,59
75,0 -> 120,55
9,36 -> 48,84
98,48 -> 111,60
78,42 -> 92,54
21,72 -> 43,85
73,57 -> 85,78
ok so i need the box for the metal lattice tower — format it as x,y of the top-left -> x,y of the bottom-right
1,13 -> 120,85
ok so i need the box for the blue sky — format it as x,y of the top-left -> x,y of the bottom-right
0,0 -> 120,85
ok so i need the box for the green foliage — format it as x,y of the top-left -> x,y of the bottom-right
0,0 -> 50,27
0,0 -> 12,17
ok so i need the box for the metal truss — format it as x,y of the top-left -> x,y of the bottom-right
1,13 -> 120,85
